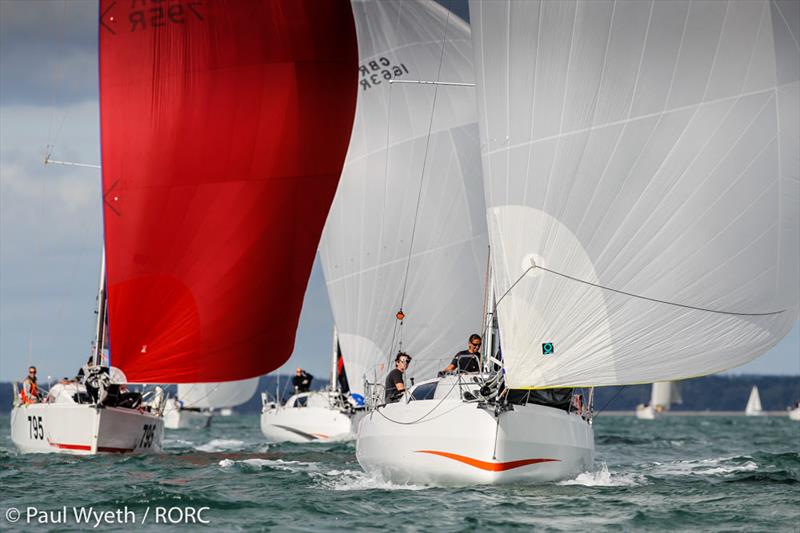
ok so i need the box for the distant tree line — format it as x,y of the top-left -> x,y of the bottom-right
1,374 -> 797,414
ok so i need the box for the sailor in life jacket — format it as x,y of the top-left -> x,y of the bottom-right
440,334 -> 482,375
20,366 -> 41,404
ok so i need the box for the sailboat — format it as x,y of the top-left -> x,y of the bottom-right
358,0 -> 799,484
10,0 -> 359,454
164,378 -> 258,430
745,386 -> 765,416
10,254 -> 167,455
260,328 -> 364,442
788,402 -> 800,421
636,382 -> 682,419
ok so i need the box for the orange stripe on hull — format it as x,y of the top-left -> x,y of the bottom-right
415,450 -> 560,471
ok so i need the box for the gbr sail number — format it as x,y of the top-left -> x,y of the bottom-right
360,57 -> 410,91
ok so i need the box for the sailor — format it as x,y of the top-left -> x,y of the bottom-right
20,366 -> 41,404
441,334 -> 482,374
385,352 -> 411,404
293,368 -> 314,393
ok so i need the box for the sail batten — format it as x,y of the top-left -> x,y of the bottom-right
470,0 -> 799,389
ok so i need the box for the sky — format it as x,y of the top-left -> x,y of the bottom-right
0,0 -> 797,383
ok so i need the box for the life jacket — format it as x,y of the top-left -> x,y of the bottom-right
20,379 -> 38,404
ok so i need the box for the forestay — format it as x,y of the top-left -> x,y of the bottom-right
319,0 -> 488,393
177,379 -> 259,410
469,0 -> 799,388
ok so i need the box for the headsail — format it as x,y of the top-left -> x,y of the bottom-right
99,0 -> 358,383
319,0 -> 488,392
177,379 -> 259,410
470,0 -> 799,388
650,381 -> 678,410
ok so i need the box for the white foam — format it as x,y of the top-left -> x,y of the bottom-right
218,458 -> 317,473
653,457 -> 758,477
559,462 -> 645,487
311,469 -> 427,491
195,439 -> 246,452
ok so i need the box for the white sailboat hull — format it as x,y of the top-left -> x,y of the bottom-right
260,391 -> 362,443
788,407 -> 800,421
356,400 -> 594,485
260,406 -> 358,443
163,407 -> 212,430
635,404 -> 657,420
10,403 -> 163,455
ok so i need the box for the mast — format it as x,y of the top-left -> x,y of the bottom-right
92,249 -> 107,367
330,326 -> 339,393
483,263 -> 494,373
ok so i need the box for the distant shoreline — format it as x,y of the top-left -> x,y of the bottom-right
599,410 -> 797,417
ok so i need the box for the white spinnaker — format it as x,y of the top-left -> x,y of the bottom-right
319,0 -> 488,394
470,0 -> 799,388
177,378 -> 259,409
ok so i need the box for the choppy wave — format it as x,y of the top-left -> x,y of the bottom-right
559,462 -> 645,487
195,439 -> 247,452
310,469 -> 428,491
650,456 -> 759,477
218,458 -> 318,473
2,414 -> 799,531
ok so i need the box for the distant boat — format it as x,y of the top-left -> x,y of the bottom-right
164,379 -> 258,430
745,386 -> 765,417
261,328 -> 363,443
635,382 -> 682,419
788,403 -> 800,421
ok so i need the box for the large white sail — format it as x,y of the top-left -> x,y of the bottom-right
177,378 -> 259,409
319,0 -> 488,393
469,0 -> 799,388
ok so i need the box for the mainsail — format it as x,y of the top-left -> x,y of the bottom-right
177,379 -> 259,410
98,0 -> 358,383
470,0 -> 799,388
319,0 -> 488,393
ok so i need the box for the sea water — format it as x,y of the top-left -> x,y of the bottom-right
1,414 -> 798,532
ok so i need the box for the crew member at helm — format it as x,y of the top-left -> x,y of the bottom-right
441,334 -> 482,374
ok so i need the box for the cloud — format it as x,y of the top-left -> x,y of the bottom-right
1,100 -> 102,380
0,0 -> 98,106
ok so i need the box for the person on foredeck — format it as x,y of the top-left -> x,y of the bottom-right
440,334 -> 482,375
293,368 -> 313,393
20,366 -> 41,404
385,352 -> 412,404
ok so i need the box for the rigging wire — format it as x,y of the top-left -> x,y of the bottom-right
592,385 -> 627,418
495,263 -> 785,318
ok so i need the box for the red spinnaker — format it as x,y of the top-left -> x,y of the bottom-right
99,0 -> 357,383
